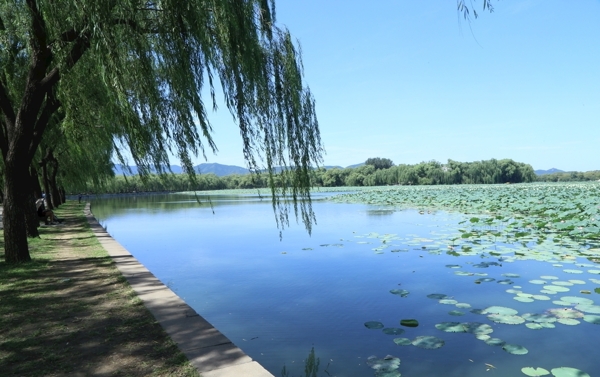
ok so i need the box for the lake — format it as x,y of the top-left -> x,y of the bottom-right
91,190 -> 599,377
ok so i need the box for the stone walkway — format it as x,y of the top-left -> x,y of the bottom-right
83,204 -> 274,377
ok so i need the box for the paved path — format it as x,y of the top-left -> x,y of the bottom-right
84,203 -> 274,377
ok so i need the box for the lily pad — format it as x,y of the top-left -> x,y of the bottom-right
448,310 -> 464,316
462,322 -> 493,335
411,335 -> 445,349
390,289 -> 410,297
529,280 -> 547,285
400,319 -> 419,327
488,314 -> 525,325
550,367 -> 591,377
561,296 -> 594,305
427,293 -> 447,300
563,269 -> 583,274
574,304 -> 600,314
502,343 -> 528,355
514,296 -> 535,303
455,303 -> 471,309
556,318 -> 580,325
435,322 -> 465,333
367,355 -> 401,372
393,337 -> 412,346
541,275 -> 559,280
544,285 -> 570,292
525,323 -> 544,330
583,315 -> 600,324
484,337 -> 505,346
503,273 -> 520,278
483,306 -> 518,315
382,328 -> 405,335
365,321 -> 384,330
521,367 -> 550,376
439,299 -> 458,305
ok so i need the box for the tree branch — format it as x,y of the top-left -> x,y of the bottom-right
28,92 -> 61,162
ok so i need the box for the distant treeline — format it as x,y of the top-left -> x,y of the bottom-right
537,170 -> 600,182
74,158 -> 538,194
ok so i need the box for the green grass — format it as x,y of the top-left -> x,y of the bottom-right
0,201 -> 200,377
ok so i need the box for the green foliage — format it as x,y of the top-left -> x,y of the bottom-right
365,157 -> 394,170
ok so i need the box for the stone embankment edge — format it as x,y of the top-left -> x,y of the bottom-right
84,203 -> 274,377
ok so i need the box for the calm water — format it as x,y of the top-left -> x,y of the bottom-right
91,193 -> 599,377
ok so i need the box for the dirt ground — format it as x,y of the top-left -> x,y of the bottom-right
0,203 -> 200,377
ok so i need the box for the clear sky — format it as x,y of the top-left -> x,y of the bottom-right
198,0 -> 600,172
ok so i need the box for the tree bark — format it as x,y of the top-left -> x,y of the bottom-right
49,158 -> 60,208
40,159 -> 53,210
3,158 -> 32,263
25,167 -> 40,237
31,165 -> 43,199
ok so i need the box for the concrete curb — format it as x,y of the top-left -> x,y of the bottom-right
84,203 -> 274,377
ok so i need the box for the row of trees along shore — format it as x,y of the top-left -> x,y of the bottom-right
0,1 -> 324,263
0,1 -> 498,263
70,158 -> 539,194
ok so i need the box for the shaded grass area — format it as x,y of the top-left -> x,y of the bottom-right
0,202 -> 199,377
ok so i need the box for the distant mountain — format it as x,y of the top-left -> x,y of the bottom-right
535,168 -> 565,175
346,163 -> 365,169
114,162 -> 359,177
194,163 -> 249,176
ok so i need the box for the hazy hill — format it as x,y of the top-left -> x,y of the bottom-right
535,168 -> 565,175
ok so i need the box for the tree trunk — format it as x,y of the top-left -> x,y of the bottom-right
25,189 -> 40,238
59,186 -> 66,204
3,159 -> 32,263
41,161 -> 53,210
49,159 -> 61,208
31,165 -> 43,199
25,167 -> 40,237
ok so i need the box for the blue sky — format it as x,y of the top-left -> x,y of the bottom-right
200,0 -> 600,172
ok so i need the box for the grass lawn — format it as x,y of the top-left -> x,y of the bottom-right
0,201 -> 200,376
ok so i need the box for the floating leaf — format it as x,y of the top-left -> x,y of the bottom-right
568,280 -> 586,285
561,296 -> 594,305
543,285 -> 570,292
556,318 -> 580,325
393,337 -> 412,346
448,310 -> 464,316
485,337 -> 505,346
365,321 -> 384,329
483,306 -> 518,315
502,343 -> 528,355
462,322 -> 493,335
382,328 -> 405,335
529,280 -> 547,285
503,273 -> 520,278
400,319 -> 419,327
514,296 -> 535,303
455,303 -> 471,309
367,355 -> 401,372
583,315 -> 600,324
435,322 -> 465,333
411,335 -> 445,349
525,323 -> 543,330
521,367 -> 550,376
563,269 -> 583,274
390,289 -> 410,297
488,314 -> 525,325
541,276 -> 559,280
550,367 -> 591,377
439,299 -> 458,305
427,293 -> 447,300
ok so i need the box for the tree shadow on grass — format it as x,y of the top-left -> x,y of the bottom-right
0,256 -> 196,377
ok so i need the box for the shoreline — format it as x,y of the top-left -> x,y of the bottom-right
85,203 -> 273,377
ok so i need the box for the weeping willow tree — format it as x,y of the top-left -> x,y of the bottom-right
0,0 -> 323,263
